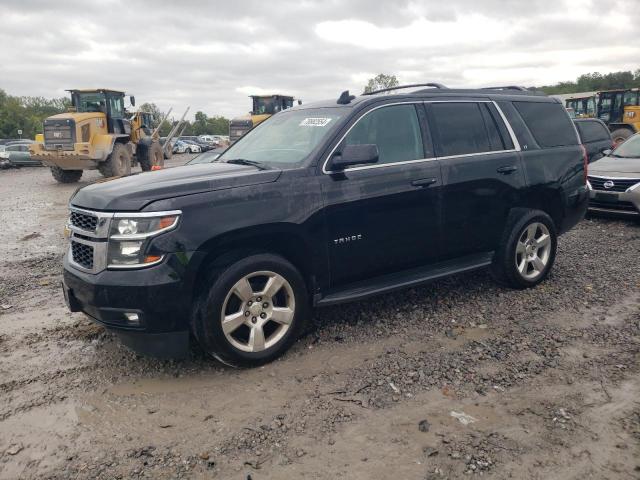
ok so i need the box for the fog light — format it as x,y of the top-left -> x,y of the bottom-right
124,312 -> 140,325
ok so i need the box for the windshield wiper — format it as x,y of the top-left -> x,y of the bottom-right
224,158 -> 271,170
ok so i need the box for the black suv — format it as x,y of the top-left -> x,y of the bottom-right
62,84 -> 588,366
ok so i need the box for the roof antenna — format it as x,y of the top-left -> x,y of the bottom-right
337,90 -> 355,105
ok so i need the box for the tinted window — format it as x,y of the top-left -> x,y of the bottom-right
575,121 -> 611,143
431,102 -> 510,156
514,102 -> 577,147
344,104 -> 423,164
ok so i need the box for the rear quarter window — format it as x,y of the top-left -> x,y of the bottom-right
575,121 -> 611,143
513,101 -> 578,148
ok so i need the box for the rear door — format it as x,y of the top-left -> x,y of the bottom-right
426,100 -> 524,260
320,102 -> 442,287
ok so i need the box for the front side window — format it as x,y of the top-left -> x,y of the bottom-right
343,104 -> 424,164
76,93 -> 107,113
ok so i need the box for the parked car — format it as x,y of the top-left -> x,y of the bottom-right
198,135 -> 221,146
186,148 -> 226,165
0,143 -> 41,166
573,118 -> 614,163
587,133 -> 640,217
61,84 -> 588,366
172,140 -> 201,154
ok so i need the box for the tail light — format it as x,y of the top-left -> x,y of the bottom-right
580,144 -> 588,184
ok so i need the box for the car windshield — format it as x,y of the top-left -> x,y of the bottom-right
611,134 -> 640,158
218,108 -> 344,169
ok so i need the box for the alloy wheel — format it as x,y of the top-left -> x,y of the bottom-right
220,271 -> 295,353
515,222 -> 551,280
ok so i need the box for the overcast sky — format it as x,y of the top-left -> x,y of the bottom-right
1,0 -> 638,119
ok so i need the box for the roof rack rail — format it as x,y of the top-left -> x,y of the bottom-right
362,83 -> 448,96
481,86 -> 529,92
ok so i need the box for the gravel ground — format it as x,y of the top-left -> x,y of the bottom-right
0,161 -> 639,479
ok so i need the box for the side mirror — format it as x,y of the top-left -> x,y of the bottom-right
601,148 -> 612,156
329,144 -> 378,171
298,100 -> 302,105
130,95 -> 136,107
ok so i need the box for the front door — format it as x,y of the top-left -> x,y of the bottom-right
320,103 -> 442,287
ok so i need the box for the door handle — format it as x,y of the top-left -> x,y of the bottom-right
496,165 -> 518,175
411,177 -> 437,187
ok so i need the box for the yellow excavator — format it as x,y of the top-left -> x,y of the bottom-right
229,94 -> 299,143
30,88 -> 166,183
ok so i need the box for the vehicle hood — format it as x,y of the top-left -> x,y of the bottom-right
47,112 -> 105,123
589,156 -> 640,176
70,163 -> 282,211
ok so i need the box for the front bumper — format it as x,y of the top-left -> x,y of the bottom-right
62,253 -> 196,358
588,187 -> 640,216
31,143 -> 98,169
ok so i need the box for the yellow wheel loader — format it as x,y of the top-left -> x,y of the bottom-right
229,94 -> 299,143
30,89 -> 165,183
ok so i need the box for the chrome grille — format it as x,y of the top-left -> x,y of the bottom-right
588,176 -> 640,192
70,211 -> 98,232
71,241 -> 94,269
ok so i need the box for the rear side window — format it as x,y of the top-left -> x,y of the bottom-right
430,102 -> 512,157
344,104 -> 424,164
513,102 -> 578,147
575,121 -> 611,143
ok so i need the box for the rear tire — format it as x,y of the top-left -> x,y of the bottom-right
50,167 -> 82,183
139,142 -> 164,171
490,209 -> 557,289
193,253 -> 310,368
98,142 -> 132,177
610,128 -> 632,146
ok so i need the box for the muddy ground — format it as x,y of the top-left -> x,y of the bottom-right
0,160 -> 639,480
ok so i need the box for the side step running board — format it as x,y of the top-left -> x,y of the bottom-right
315,252 -> 494,307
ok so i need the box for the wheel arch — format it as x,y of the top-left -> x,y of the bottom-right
190,224 -> 323,304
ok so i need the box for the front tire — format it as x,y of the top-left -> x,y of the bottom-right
98,142 -> 132,177
491,210 -> 557,289
193,254 -> 309,367
50,167 -> 82,183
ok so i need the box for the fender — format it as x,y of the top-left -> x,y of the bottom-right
93,134 -> 130,161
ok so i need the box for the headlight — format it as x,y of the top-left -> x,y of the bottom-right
107,211 -> 180,268
0,152 -> 9,159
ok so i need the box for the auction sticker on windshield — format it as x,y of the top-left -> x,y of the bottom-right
299,118 -> 332,127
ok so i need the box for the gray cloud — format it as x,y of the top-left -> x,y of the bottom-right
0,0 -> 638,119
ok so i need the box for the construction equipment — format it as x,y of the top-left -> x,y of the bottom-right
229,94 -> 299,143
596,88 -> 640,144
30,89 -> 169,183
557,88 -> 640,144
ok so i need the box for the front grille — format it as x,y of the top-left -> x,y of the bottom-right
589,199 -> 638,212
44,118 -> 75,151
71,241 -> 94,269
588,176 -> 640,192
70,210 -> 98,232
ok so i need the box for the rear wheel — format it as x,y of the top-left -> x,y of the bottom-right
98,142 -> 132,177
50,167 -> 82,183
491,210 -> 557,289
139,142 -> 164,171
193,254 -> 309,367
610,128 -> 632,146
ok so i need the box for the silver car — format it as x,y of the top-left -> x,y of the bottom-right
588,133 -> 640,217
